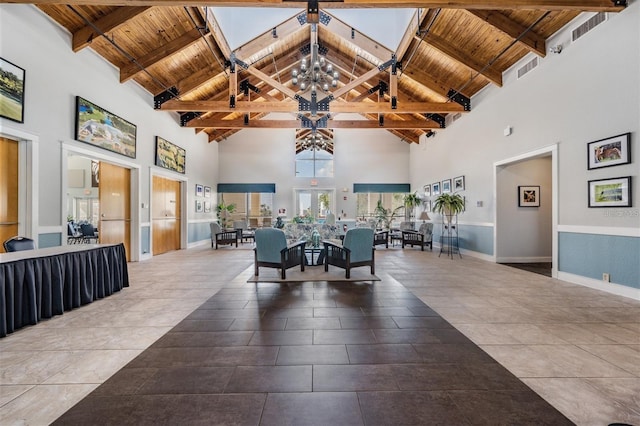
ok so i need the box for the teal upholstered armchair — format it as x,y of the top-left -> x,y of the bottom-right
254,228 -> 306,279
323,227 -> 375,278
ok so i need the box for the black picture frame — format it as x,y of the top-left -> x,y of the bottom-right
453,175 -> 465,192
195,184 -> 204,197
0,57 -> 26,123
518,185 -> 540,207
588,176 -> 632,208
442,179 -> 452,194
155,136 -> 186,174
432,182 -> 440,196
587,133 -> 631,170
74,96 -> 137,158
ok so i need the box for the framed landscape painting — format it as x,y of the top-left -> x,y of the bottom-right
0,57 -> 25,123
587,133 -> 631,170
155,136 -> 186,173
588,176 -> 631,208
75,96 -> 137,158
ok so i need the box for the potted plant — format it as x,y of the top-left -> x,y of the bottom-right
374,200 -> 403,230
432,193 -> 465,224
403,191 -> 422,221
216,201 -> 236,229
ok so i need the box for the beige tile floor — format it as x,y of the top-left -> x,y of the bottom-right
1,246 -> 639,425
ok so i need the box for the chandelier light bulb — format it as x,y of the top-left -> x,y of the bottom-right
292,69 -> 298,77
323,82 -> 329,91
292,77 -> 298,85
300,81 -> 307,90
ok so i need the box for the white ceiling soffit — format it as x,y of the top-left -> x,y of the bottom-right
211,7 -> 416,52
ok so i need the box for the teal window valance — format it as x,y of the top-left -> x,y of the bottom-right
217,183 -> 276,193
353,183 -> 411,193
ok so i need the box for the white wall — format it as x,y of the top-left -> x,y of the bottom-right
411,5 -> 639,230
0,5 -> 220,248
496,157 -> 552,262
218,113 -> 411,217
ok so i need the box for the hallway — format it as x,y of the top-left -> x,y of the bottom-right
1,247 -> 638,425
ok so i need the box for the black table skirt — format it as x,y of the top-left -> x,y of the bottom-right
0,243 -> 129,337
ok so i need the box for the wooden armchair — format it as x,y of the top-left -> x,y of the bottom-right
374,230 -> 389,248
323,228 -> 375,279
210,222 -> 238,249
402,223 -> 433,251
254,228 -> 306,279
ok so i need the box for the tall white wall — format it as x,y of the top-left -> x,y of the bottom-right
0,5 -> 219,248
218,114 -> 410,217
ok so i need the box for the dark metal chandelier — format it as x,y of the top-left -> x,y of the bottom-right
292,24 -> 338,95
300,132 -> 329,151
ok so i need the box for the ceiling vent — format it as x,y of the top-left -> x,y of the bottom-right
572,12 -> 607,42
517,57 -> 538,79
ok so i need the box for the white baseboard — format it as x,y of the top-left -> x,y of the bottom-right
187,239 -> 211,249
557,271 -> 640,301
496,256 -> 552,263
431,242 -> 495,262
139,252 -> 153,261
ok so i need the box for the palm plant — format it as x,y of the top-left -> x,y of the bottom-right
374,200 -> 403,230
432,193 -> 465,223
216,201 -> 236,228
403,191 -> 422,220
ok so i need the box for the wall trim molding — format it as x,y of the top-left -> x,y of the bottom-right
432,242 -> 494,262
496,256 -> 552,263
189,218 -> 216,224
141,222 -> 151,227
39,226 -> 63,234
558,225 -> 640,238
456,221 -> 494,228
557,271 -> 640,301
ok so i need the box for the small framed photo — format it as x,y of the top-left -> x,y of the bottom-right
588,176 -> 631,208
195,199 -> 203,213
195,184 -> 203,197
424,200 -> 431,212
453,175 -> 465,192
204,201 -> 211,213
432,182 -> 440,196
442,179 -> 452,194
587,133 -> 631,170
0,57 -> 25,123
423,184 -> 431,198
204,186 -> 211,198
518,185 -> 540,207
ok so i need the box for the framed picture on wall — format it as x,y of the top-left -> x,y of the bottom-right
442,179 -> 452,193
204,201 -> 211,213
155,136 -> 186,174
587,133 -> 631,170
74,96 -> 137,158
195,184 -> 203,197
453,175 -> 465,191
518,185 -> 540,207
432,182 -> 440,196
196,199 -> 203,213
588,176 -> 631,208
204,186 -> 211,198
0,57 -> 26,123
423,184 -> 431,198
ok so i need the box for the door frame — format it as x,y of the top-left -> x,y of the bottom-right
293,187 -> 336,220
493,144 -> 558,278
150,168 -> 187,255
61,142 -> 140,261
0,126 -> 38,240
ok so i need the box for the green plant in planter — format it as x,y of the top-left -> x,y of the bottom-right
432,193 -> 465,223
216,202 -> 236,228
403,191 -> 422,220
374,200 -> 403,230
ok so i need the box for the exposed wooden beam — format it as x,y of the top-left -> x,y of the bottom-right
395,8 -> 428,61
22,1 -> 628,12
72,6 -> 150,52
120,27 -> 205,83
185,118 -> 441,129
234,11 -> 305,62
322,11 -> 394,61
465,10 -> 547,57
162,99 -> 464,114
204,8 -> 232,60
241,64 -> 299,99
418,32 -> 503,86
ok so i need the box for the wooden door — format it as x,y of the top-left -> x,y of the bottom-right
0,137 -> 19,252
98,162 -> 131,260
152,175 -> 181,255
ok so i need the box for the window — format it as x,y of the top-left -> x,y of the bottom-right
219,192 -> 273,223
295,149 -> 333,178
356,192 -> 405,220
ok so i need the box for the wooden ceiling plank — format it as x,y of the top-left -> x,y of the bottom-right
120,27 -> 205,83
185,118 -> 440,129
466,10 -> 547,57
418,32 -> 503,86
24,1 -> 627,12
72,6 -> 151,52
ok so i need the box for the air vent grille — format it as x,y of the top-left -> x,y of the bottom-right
572,12 -> 607,42
517,57 -> 538,79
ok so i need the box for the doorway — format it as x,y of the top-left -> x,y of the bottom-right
294,189 -> 335,221
0,137 -> 19,251
152,174 -> 182,255
99,162 -> 132,260
494,145 -> 558,278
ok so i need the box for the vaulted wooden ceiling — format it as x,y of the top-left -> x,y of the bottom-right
28,0 -> 627,144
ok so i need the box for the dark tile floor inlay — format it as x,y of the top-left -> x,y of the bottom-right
53,280 -> 574,425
